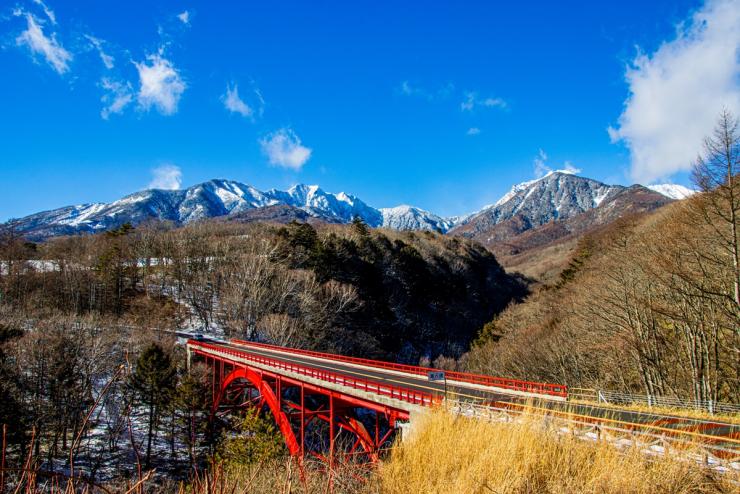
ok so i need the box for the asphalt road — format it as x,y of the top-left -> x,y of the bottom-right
209,340 -> 511,401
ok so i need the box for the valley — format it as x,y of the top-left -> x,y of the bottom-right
1,0 -> 737,488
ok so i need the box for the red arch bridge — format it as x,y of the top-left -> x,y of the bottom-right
187,339 -> 740,464
186,338 -> 566,463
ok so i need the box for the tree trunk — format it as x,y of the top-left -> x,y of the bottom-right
145,400 -> 154,468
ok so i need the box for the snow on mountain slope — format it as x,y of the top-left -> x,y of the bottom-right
647,184 -> 696,200
380,205 -> 455,232
176,179 -> 279,223
7,179 -> 385,240
490,176 -> 543,209
56,203 -> 107,226
6,172 -> 679,242
484,171 -> 621,222
269,184 -> 383,226
451,172 -> 624,236
479,169 -> 581,213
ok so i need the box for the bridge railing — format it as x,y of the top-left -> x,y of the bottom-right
229,339 -> 567,398
189,340 -> 440,407
448,400 -> 740,460
569,387 -> 740,414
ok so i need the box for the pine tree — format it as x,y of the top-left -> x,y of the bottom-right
216,408 -> 286,466
174,365 -> 210,468
351,216 -> 370,237
0,325 -> 28,449
130,343 -> 176,468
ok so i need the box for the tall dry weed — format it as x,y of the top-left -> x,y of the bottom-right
379,410 -> 737,494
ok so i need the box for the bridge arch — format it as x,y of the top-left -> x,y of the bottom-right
214,366 -> 301,456
213,365 -> 383,462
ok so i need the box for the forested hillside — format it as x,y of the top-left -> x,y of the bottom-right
0,216 -> 528,482
0,218 -> 524,362
464,174 -> 740,405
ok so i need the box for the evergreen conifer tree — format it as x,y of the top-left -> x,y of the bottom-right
174,366 -> 210,467
0,325 -> 27,449
130,343 -> 176,467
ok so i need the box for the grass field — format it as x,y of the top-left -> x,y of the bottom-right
176,408 -> 738,494
378,409 -> 738,494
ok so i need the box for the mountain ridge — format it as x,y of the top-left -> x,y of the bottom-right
452,171 -> 624,237
3,174 -> 692,241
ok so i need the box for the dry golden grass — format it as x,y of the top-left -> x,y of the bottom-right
176,458 -> 378,494
173,407 -> 739,494
379,409 -> 738,494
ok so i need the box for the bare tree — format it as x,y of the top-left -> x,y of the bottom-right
692,109 -> 740,311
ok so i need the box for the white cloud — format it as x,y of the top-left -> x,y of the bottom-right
400,80 -> 416,96
482,97 -> 506,108
134,53 -> 186,115
32,0 -> 56,24
561,161 -> 582,175
461,91 -> 507,111
149,164 -> 182,190
467,127 -> 481,135
85,35 -> 114,69
398,81 -> 454,100
533,149 -> 582,178
254,87 -> 265,117
100,78 -> 133,119
609,0 -> 740,184
260,128 -> 312,170
177,11 -> 190,25
222,83 -> 253,118
533,149 -> 550,177
16,13 -> 72,74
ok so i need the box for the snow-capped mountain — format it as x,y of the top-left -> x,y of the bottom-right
452,171 -> 624,237
5,172 -> 688,242
646,184 -> 696,200
379,205 -> 455,232
268,184 -> 383,226
5,179 -> 454,240
450,173 -> 674,270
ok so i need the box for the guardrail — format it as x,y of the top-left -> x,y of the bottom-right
569,388 -> 740,415
189,340 -> 439,407
449,399 -> 740,459
229,339 -> 568,398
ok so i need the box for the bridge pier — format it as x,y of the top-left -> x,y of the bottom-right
329,394 -> 335,465
300,383 -> 305,457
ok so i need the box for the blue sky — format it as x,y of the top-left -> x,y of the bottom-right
1,0 -> 739,221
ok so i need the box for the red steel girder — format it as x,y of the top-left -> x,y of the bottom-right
192,348 -> 411,420
197,348 -> 410,463
214,366 -> 301,456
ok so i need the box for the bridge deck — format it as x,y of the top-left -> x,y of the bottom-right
228,339 -> 566,400
188,339 -> 740,452
224,340 -> 532,403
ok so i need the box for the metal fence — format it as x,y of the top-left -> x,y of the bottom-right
568,387 -> 740,414
446,399 -> 740,471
